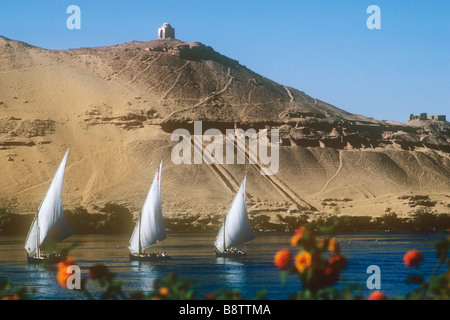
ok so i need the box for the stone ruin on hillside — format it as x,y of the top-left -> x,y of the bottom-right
409,113 -> 446,122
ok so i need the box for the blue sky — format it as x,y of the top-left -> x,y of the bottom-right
1,0 -> 448,123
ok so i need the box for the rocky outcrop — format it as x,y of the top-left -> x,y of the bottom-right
278,119 -> 449,153
398,195 -> 437,208
81,104 -> 161,130
83,111 -> 142,130
145,40 -> 240,67
0,117 -> 55,149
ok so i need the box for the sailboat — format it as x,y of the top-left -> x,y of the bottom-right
128,162 -> 169,261
214,176 -> 255,257
24,149 -> 74,264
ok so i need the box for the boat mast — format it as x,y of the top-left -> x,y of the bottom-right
222,214 -> 226,252
35,209 -> 40,258
138,211 -> 142,255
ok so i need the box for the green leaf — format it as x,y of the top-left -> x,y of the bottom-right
434,238 -> 449,263
280,270 -> 289,284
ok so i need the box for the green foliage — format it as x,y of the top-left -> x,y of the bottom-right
2,202 -> 450,235
276,214 -> 308,231
277,225 -> 361,299
146,273 -> 196,300
163,214 -> 216,232
64,207 -> 108,234
276,223 -> 450,300
0,207 -> 12,230
81,263 -> 127,300
379,212 -> 404,231
250,214 -> 280,231
403,237 -> 450,300
307,215 -> 356,234
0,278 -> 33,300
289,285 -> 364,300
65,203 -> 136,234
306,212 -> 450,233
0,209 -> 34,235
99,203 -> 134,234
412,210 -> 442,231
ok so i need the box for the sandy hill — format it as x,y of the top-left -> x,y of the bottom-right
0,35 -> 449,221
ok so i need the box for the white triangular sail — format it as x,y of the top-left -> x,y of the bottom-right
24,149 -> 74,256
129,162 -> 167,254
214,176 -> 255,252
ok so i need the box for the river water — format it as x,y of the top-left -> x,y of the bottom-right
0,232 -> 447,300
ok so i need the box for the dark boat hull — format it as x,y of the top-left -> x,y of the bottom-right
27,253 -> 64,264
214,250 -> 247,258
129,253 -> 171,261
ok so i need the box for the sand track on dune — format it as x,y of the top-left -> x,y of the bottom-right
319,150 -> 343,194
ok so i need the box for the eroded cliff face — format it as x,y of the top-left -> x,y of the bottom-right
0,36 -> 449,219
277,118 -> 449,152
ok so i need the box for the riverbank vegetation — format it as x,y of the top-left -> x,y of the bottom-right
277,210 -> 450,234
1,204 -> 449,235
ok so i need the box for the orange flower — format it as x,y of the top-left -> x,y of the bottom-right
328,238 -> 339,253
159,287 -> 169,296
57,257 -> 76,288
403,250 -> 423,267
317,238 -> 326,248
295,251 -> 312,273
291,226 -> 312,247
1,295 -> 19,300
274,249 -> 292,270
368,291 -> 388,300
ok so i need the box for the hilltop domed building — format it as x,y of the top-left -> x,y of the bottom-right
158,23 -> 175,40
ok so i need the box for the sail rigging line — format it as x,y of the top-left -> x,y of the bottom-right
222,213 -> 226,252
36,209 -> 40,257
138,211 -> 142,255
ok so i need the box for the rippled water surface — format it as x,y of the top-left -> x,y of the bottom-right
0,232 -> 447,299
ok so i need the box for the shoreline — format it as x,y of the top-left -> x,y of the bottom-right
1,207 -> 449,236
